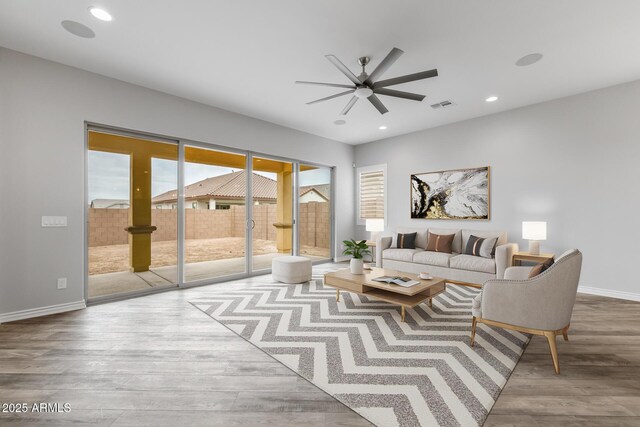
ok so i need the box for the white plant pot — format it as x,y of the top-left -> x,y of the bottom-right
350,258 -> 364,275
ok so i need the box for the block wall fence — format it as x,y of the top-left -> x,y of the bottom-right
88,202 -> 330,248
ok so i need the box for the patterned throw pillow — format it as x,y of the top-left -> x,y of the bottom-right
464,235 -> 498,259
426,232 -> 455,254
396,232 -> 417,249
528,258 -> 555,278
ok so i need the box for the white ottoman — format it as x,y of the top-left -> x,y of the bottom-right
272,256 -> 312,284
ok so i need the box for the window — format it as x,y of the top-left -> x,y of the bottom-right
357,164 -> 386,225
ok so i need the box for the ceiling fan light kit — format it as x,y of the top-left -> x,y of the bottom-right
354,87 -> 373,99
296,47 -> 438,116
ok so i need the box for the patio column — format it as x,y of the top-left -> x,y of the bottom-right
126,151 -> 157,272
275,169 -> 293,253
89,131 -> 178,274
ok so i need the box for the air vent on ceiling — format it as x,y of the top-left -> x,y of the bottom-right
430,100 -> 456,110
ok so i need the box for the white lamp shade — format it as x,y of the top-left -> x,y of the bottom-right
522,221 -> 547,240
365,218 -> 384,232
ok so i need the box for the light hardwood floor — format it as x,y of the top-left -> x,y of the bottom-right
485,292 -> 640,426
0,275 -> 638,426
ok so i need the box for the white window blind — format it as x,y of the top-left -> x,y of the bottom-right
358,168 -> 385,220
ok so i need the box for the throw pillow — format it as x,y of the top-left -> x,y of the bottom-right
464,235 -> 498,259
396,232 -> 417,249
528,258 -> 555,278
426,232 -> 455,253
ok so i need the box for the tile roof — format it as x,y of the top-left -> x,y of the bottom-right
300,184 -> 330,200
152,171 -> 276,203
152,171 -> 331,203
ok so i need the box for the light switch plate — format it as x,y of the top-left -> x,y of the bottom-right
42,216 -> 67,227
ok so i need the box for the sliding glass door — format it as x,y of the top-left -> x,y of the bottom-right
87,130 -> 178,299
87,127 -> 334,301
182,145 -> 248,283
299,163 -> 332,260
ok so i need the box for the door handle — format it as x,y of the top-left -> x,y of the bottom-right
248,219 -> 255,229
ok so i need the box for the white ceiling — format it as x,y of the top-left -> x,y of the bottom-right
2,1 -> 640,144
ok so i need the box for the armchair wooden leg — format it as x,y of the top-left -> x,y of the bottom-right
562,325 -> 569,341
544,331 -> 560,374
470,316 -> 477,347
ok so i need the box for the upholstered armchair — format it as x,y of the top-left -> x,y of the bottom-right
470,249 -> 583,374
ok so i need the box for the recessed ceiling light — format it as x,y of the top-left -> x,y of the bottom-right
61,20 -> 95,38
333,120 -> 346,125
516,53 -> 543,67
485,96 -> 498,103
378,126 -> 388,130
89,7 -> 112,21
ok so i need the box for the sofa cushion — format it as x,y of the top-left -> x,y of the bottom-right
464,235 -> 498,259
393,228 -> 428,249
412,251 -> 455,268
450,254 -> 496,274
382,248 -> 424,263
396,232 -> 417,249
462,230 -> 507,251
425,232 -> 455,253
427,228 -> 462,253
528,258 -> 555,278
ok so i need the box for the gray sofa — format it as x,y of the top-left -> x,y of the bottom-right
376,227 -> 518,285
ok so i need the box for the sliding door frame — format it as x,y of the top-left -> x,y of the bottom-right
84,123 -> 181,305
299,161 -> 336,265
84,122 -> 335,304
178,139 -> 251,289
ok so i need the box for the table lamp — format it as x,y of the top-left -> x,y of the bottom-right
365,218 -> 384,242
522,221 -> 547,255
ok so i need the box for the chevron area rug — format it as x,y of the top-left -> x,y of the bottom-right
190,268 -> 529,427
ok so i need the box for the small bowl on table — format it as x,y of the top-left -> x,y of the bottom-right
419,272 -> 433,280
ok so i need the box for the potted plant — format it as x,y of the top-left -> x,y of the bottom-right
342,239 -> 372,275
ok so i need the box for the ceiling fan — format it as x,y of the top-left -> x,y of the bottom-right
296,47 -> 438,115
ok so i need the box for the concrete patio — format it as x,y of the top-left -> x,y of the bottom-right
88,252 -> 327,299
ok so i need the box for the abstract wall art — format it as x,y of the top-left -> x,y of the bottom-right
411,167 -> 490,220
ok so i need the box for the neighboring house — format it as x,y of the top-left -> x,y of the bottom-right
299,184 -> 330,203
152,170 -> 276,210
152,171 -> 329,210
90,199 -> 130,209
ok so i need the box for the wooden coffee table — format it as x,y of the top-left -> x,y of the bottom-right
323,267 -> 446,322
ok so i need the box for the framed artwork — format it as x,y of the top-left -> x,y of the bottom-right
411,166 -> 490,220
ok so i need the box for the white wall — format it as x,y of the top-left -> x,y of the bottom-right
0,48 -> 354,317
355,79 -> 640,297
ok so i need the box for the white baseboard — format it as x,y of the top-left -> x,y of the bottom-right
333,256 -> 350,263
578,286 -> 640,302
0,300 -> 86,324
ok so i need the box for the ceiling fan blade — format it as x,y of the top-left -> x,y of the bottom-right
373,88 -> 425,102
364,47 -> 404,86
306,90 -> 354,105
325,55 -> 362,85
372,69 -> 438,89
295,81 -> 356,89
340,96 -> 358,115
367,94 -> 389,115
